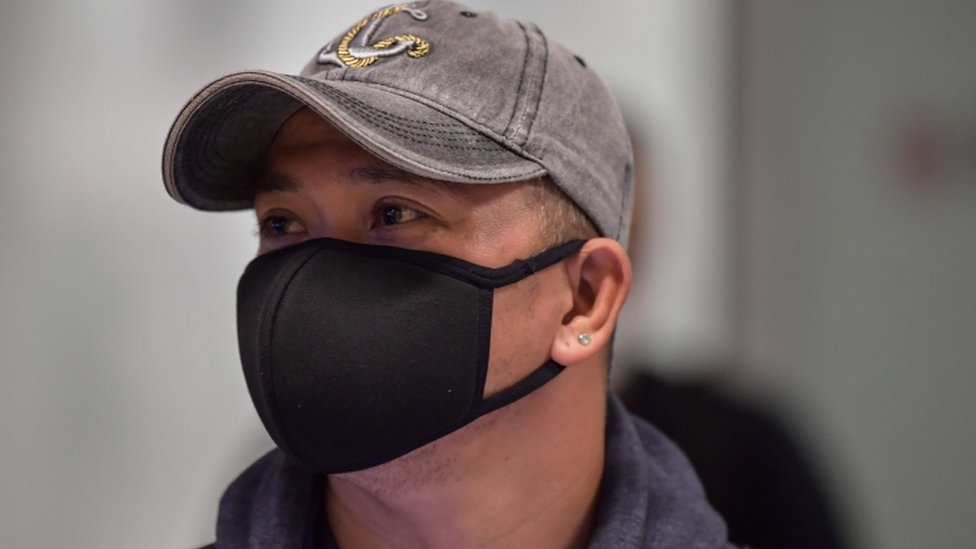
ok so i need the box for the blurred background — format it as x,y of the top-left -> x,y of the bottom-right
1,1 -> 974,547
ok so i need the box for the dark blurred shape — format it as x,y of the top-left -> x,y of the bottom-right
620,370 -> 849,549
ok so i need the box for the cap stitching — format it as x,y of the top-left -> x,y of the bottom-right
299,78 -> 478,133
292,83 -> 543,181
334,79 -> 526,152
313,85 -> 483,137
174,75 -> 545,195
303,80 -> 510,151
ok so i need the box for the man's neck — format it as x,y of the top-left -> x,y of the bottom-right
324,375 -> 607,549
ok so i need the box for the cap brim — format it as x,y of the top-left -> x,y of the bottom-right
162,70 -> 546,210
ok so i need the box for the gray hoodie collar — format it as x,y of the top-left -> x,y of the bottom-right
216,393 -> 733,548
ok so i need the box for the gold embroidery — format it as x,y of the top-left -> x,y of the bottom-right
334,4 -> 431,68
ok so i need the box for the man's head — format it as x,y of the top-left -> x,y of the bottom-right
163,0 -> 633,246
163,0 -> 633,482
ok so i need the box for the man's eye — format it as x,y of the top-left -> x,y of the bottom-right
378,205 -> 422,226
259,215 -> 305,237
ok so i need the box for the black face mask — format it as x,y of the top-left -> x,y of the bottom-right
236,237 -> 585,474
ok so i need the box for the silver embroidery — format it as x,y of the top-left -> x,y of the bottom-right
317,4 -> 430,68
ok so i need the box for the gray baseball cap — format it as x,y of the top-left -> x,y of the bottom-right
162,0 -> 633,245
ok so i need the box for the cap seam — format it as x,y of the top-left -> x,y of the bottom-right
503,21 -> 532,143
521,24 -> 549,154
616,159 -> 632,240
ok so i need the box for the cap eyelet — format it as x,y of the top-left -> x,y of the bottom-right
574,55 -> 587,67
460,10 -> 477,17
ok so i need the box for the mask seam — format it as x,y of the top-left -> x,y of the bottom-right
473,287 -> 494,414
256,247 -> 323,457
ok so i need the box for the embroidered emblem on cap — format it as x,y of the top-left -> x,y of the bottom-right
318,3 -> 431,69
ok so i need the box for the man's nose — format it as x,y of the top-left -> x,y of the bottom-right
310,216 -> 371,245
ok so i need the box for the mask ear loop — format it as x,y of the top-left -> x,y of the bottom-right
458,239 -> 587,288
465,240 -> 586,419
470,360 -> 566,418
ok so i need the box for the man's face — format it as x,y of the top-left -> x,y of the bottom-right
253,108 -> 575,479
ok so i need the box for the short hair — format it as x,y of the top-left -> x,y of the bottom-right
528,177 -> 600,248
525,177 -> 616,370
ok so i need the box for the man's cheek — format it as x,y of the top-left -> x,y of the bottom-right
485,277 -> 555,393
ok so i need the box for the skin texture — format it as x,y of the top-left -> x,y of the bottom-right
256,108 -> 632,549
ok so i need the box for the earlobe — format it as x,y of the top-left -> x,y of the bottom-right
549,238 -> 632,367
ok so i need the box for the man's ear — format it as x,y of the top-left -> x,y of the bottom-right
550,238 -> 632,366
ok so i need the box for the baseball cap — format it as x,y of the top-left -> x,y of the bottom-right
162,0 -> 633,245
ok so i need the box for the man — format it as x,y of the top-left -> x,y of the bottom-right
163,1 -> 732,547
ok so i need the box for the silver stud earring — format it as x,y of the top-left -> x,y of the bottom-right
577,332 -> 592,346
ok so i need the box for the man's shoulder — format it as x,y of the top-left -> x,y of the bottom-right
215,449 -> 323,549
592,393 -> 736,548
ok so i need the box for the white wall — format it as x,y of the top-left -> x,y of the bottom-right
739,2 -> 976,548
0,1 -> 734,547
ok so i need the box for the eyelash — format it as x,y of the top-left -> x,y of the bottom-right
254,202 -> 427,240
255,215 -> 303,239
374,203 -> 425,227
